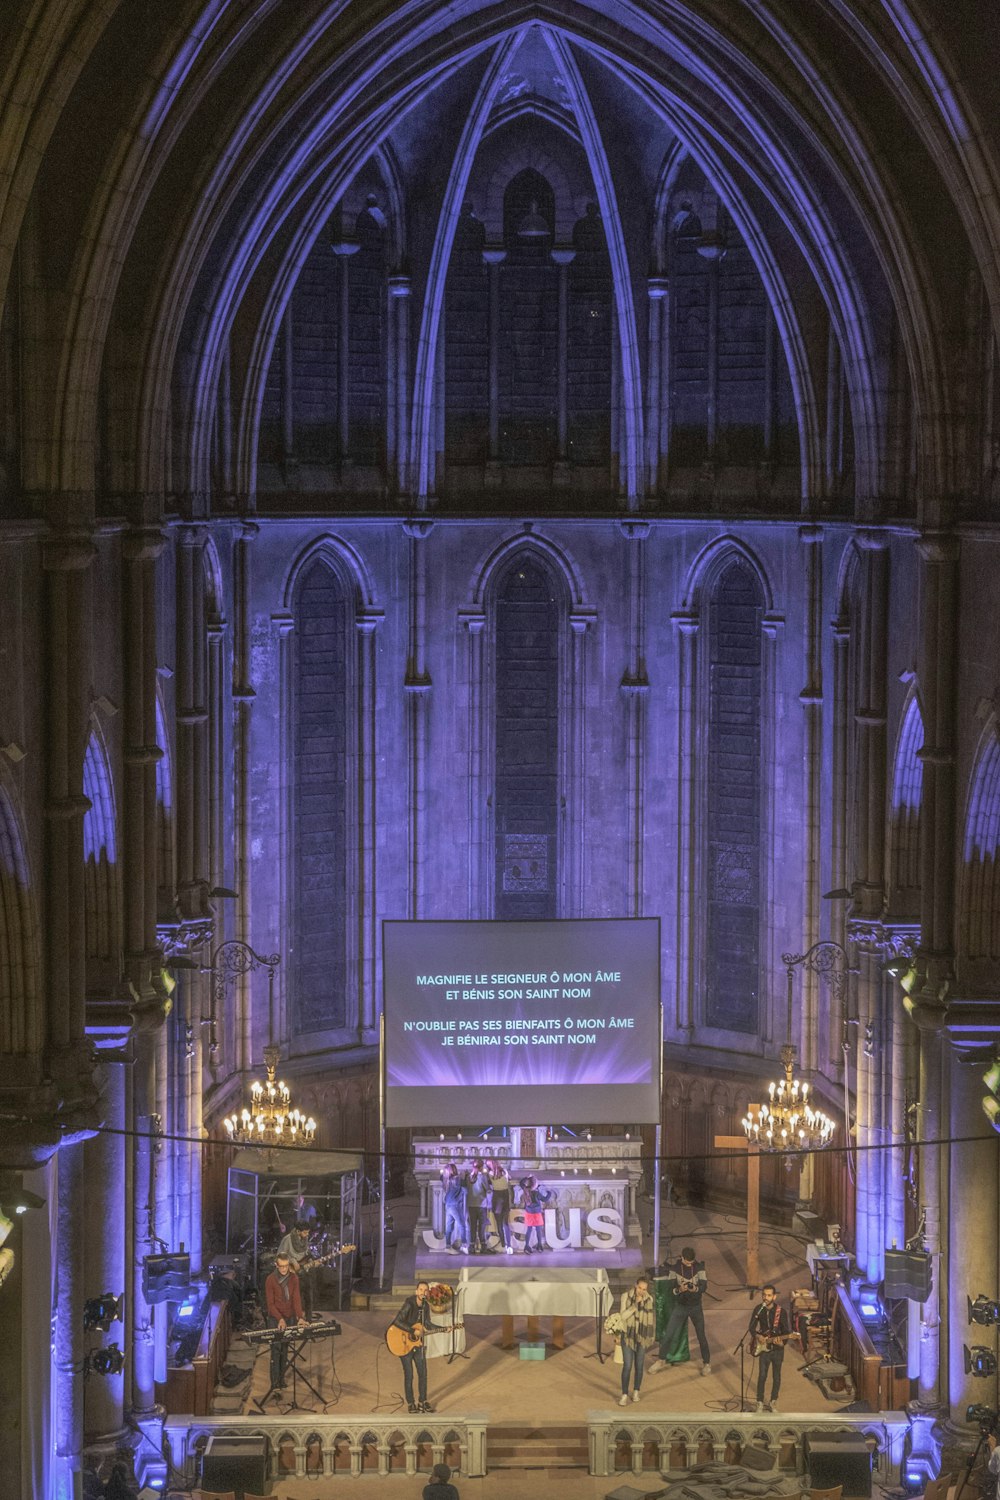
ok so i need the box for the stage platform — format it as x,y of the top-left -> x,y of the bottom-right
400,1238 -> 645,1282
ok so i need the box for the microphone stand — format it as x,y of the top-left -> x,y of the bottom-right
734,1304 -> 765,1413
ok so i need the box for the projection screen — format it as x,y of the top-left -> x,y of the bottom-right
382,917 -> 661,1126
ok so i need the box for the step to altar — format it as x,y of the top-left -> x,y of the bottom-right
487,1422 -> 590,1470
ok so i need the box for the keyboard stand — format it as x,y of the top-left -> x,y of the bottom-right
285,1332 -> 326,1410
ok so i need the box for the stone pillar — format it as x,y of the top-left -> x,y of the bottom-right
552,247 -> 575,485
672,610 -> 698,1035
388,274 -> 412,496
703,250 -> 721,461
403,520 -> 433,919
356,609 -> 383,1040
645,278 -> 668,495
232,523 -> 256,1078
851,530 -> 889,1281
83,1061 -> 127,1439
54,1143 -> 84,1499
483,248 -> 506,485
619,522 -> 649,918
568,607 -> 594,918
799,525 -> 824,1076
130,1034 -> 159,1416
331,240 -> 360,468
825,322 -> 842,499
913,531 -> 960,1410
462,611 -> 486,917
947,1043 -> 999,1425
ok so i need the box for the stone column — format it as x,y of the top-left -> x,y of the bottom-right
83,1060 -> 127,1440
912,531 -> 960,1409
461,611 -> 486,916
552,247 -> 576,486
799,525 -> 824,1075
947,1041 -> 999,1425
233,522 -> 256,1077
356,609 -> 383,1040
672,610 -> 698,1035
403,520 -> 433,919
388,274 -> 412,496
53,1143 -> 85,1500
619,522 -> 649,918
645,278 -> 668,495
130,1032 -> 159,1417
567,607 -> 594,917
331,240 -> 360,470
483,248 -> 506,487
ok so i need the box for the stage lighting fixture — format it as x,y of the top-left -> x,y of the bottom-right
983,1059 -> 1000,1133
963,1344 -> 998,1379
968,1295 -> 1000,1326
903,1459 -> 934,1495
83,1293 -> 123,1332
0,1187 -> 45,1217
87,1343 -> 126,1377
857,1282 -> 882,1323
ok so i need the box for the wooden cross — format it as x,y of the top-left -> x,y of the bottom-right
712,1122 -> 761,1288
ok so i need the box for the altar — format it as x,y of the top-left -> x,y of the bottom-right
457,1264 -> 610,1352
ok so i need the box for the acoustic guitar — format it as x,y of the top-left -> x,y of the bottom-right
385,1320 -> 463,1357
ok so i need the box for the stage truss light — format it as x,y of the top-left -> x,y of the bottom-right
963,1344 -> 998,1379
968,1294 -> 1000,1326
83,1293 -> 123,1333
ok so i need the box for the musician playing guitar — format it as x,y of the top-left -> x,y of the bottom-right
390,1280 -> 434,1413
263,1254 -> 307,1394
276,1221 -> 321,1317
749,1283 -> 791,1411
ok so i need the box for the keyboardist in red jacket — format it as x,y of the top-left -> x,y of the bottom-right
264,1252 -> 307,1393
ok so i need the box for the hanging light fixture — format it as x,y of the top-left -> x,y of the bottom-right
742,1041 -> 836,1153
223,1044 -> 316,1146
516,198 -> 550,238
743,950 -> 837,1154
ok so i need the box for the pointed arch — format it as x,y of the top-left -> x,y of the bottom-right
961,716 -> 1000,966
887,687 -> 924,913
82,721 -> 122,969
0,780 -> 41,1056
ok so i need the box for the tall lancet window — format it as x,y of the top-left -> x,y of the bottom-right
82,727 -> 120,967
704,560 -> 763,1033
888,692 -> 923,915
293,559 -> 349,1033
962,725 -> 1000,968
494,554 -> 560,921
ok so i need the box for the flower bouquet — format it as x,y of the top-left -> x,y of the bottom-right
604,1308 -> 626,1364
427,1283 -> 453,1314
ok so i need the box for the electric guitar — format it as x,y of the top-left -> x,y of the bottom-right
750,1330 -> 791,1357
296,1243 -> 355,1273
385,1320 -> 464,1357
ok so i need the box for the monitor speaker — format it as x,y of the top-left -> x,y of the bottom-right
803,1431 -> 872,1498
201,1433 -> 269,1496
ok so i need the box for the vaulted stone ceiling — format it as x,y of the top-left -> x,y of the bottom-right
1,0 -> 998,524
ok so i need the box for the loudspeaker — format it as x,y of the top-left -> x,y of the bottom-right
884,1248 -> 933,1302
202,1433 -> 269,1497
804,1431 -> 872,1498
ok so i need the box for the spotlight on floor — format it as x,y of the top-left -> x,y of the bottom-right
857,1283 -> 883,1324
83,1293 -> 124,1333
968,1294 -> 1000,1326
902,1458 -> 934,1494
963,1344 -> 998,1379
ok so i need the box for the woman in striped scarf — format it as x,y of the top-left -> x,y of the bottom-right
616,1275 -> 655,1404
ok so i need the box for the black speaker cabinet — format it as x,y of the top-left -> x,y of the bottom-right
884,1248 -> 933,1302
201,1433 -> 269,1497
804,1431 -> 872,1498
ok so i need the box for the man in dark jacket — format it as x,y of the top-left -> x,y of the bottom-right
423,1461 -> 460,1500
651,1244 -> 712,1373
749,1283 -> 791,1411
393,1279 -> 434,1413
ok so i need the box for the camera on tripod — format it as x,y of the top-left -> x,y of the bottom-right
966,1403 -> 999,1435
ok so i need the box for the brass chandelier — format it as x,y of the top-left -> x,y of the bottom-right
223,1043 -> 317,1146
742,1042 -> 836,1152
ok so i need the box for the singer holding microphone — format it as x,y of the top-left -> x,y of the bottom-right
749,1284 -> 791,1412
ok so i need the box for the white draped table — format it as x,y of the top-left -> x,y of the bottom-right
458,1266 -> 610,1351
